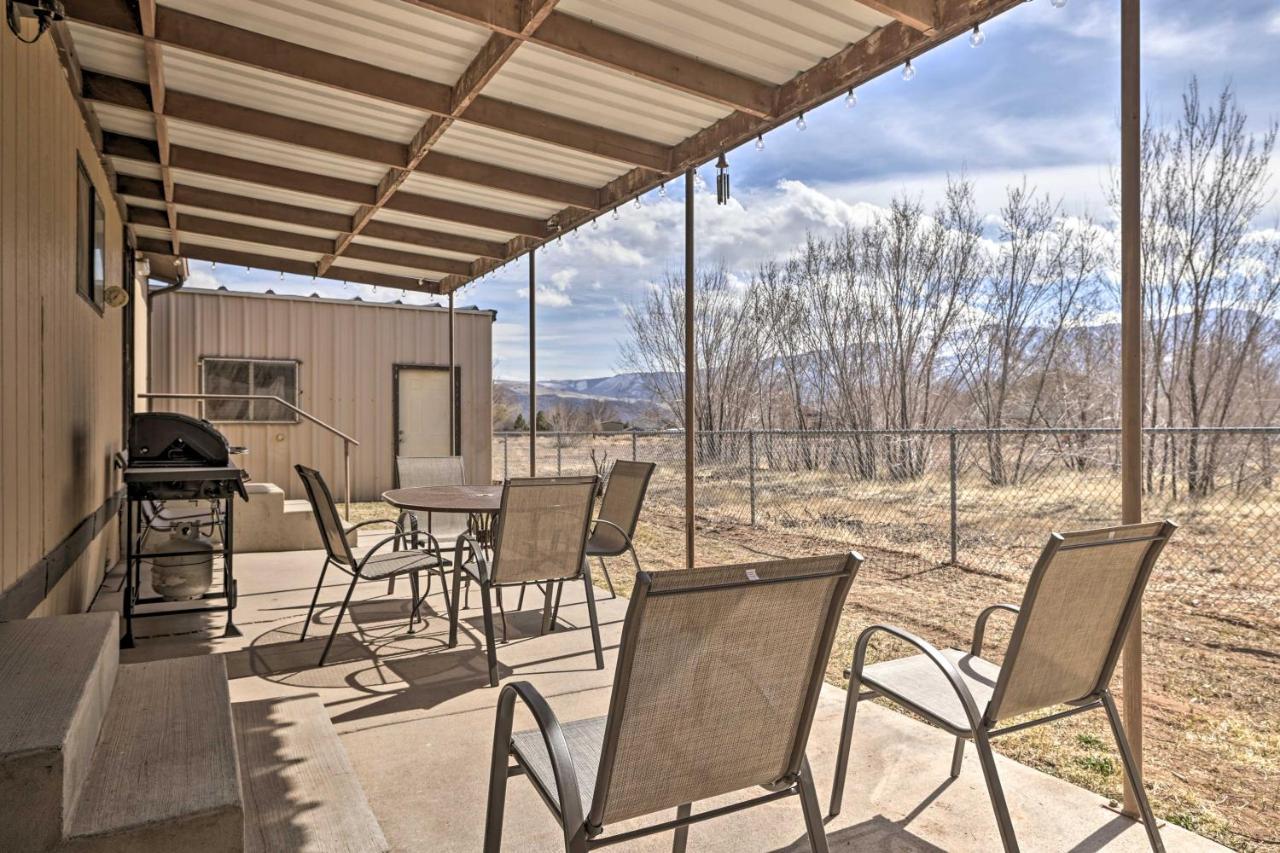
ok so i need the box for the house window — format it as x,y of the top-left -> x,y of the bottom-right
75,157 -> 105,312
201,358 -> 300,423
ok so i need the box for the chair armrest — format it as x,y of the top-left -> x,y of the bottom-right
347,518 -> 404,533
455,532 -> 490,583
854,624 -> 986,731
492,682 -> 585,834
971,604 -> 1021,657
590,517 -> 633,547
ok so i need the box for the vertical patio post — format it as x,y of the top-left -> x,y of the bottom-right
529,248 -> 537,476
1120,0 -> 1145,816
448,290 -> 456,457
684,169 -> 696,568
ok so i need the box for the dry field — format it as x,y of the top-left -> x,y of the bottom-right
341,431 -> 1279,850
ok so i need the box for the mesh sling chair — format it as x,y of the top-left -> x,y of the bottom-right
829,521 -> 1177,853
485,552 -> 863,853
583,460 -> 655,599
448,476 -> 603,688
395,455 -> 470,599
295,464 -> 452,666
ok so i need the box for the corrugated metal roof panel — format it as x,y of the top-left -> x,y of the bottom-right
174,205 -> 341,240
159,0 -> 489,84
399,172 -> 565,219
66,21 -> 148,81
485,42 -> 732,145
92,103 -> 157,140
337,257 -> 447,281
555,0 -> 890,85
171,169 -> 362,215
160,46 -> 428,143
177,231 -> 324,263
352,235 -> 478,264
373,208 -> 517,244
165,119 -> 388,184
434,121 -> 631,186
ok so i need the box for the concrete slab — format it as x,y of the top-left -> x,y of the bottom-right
93,539 -> 1227,852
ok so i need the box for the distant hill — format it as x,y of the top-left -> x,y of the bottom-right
495,373 -> 673,427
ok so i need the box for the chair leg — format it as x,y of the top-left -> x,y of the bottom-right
436,566 -> 452,619
672,803 -> 692,853
598,556 -> 617,600
1101,691 -> 1166,853
973,728 -> 1020,853
798,756 -> 830,853
480,583 -> 500,687
540,582 -> 556,635
582,570 -> 604,671
516,582 -> 527,611
407,571 -> 420,633
950,736 -> 966,779
550,581 -> 565,631
448,563 -> 464,648
497,587 -> 509,644
829,671 -> 862,817
319,573 -> 361,666
300,558 -> 330,642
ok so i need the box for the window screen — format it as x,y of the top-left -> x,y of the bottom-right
202,358 -> 299,422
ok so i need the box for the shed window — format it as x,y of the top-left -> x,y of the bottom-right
75,157 -> 105,312
201,358 -> 299,422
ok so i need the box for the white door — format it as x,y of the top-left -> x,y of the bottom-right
397,368 -> 454,457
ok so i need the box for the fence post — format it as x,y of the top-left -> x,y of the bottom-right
556,440 -> 562,475
949,429 -> 958,564
502,434 -> 508,480
748,430 -> 757,527
631,431 -> 638,461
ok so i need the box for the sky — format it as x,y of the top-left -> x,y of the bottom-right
185,0 -> 1280,381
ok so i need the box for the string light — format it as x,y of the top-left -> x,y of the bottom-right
210,261 -> 217,270
755,134 -> 764,151
845,87 -> 858,108
658,183 -> 667,198
796,112 -> 807,131
634,195 -> 642,208
591,218 -> 598,230
612,208 -> 620,221
1051,0 -> 1067,7
969,25 -> 985,47
902,59 -> 916,81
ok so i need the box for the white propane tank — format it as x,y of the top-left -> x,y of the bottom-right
148,524 -> 214,601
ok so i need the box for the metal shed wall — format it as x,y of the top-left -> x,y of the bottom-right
148,289 -> 494,501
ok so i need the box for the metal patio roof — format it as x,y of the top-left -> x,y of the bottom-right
57,0 -> 1024,293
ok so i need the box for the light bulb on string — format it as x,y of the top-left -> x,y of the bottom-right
1051,0 -> 1066,7
591,218 -> 598,230
612,208 -> 620,221
845,88 -> 858,108
902,59 -> 915,81
796,112 -> 807,131
634,195 -> 642,208
755,134 -> 764,151
969,25 -> 985,47
658,183 -> 667,198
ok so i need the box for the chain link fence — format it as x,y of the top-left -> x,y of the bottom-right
495,427 -> 1280,610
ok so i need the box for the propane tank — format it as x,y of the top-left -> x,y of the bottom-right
148,523 -> 214,601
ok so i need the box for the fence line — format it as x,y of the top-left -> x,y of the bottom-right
495,427 -> 1280,609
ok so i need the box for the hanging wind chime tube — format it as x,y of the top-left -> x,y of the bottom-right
715,153 -> 730,205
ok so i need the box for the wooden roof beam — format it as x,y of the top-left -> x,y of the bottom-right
401,2 -> 775,116
856,0 -> 940,35
62,1 -> 667,170
133,239 -> 444,294
137,0 -> 181,254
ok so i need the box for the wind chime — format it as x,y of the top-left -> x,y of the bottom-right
715,153 -> 730,205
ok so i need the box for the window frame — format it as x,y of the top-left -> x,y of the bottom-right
199,356 -> 302,424
75,156 -> 105,314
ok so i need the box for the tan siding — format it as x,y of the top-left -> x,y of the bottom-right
1,25 -> 125,615
149,290 -> 493,501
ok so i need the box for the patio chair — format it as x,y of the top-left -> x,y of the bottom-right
295,464 -> 452,666
484,552 -> 862,853
448,476 -> 601,688
583,460 -> 655,599
395,455 -> 470,598
829,521 -> 1177,853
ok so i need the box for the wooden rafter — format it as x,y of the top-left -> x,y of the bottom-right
401,1 -> 775,117
84,72 -> 599,210
855,0 -> 940,35
61,1 -> 667,170
137,0 -> 180,254
318,0 -> 559,276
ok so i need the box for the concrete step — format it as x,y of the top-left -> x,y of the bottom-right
234,695 -> 388,853
64,655 -> 243,853
0,612 -> 119,852
282,499 -> 313,514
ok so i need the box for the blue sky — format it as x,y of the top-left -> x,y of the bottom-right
188,0 -> 1280,380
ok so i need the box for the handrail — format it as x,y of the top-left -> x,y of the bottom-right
140,392 -> 358,518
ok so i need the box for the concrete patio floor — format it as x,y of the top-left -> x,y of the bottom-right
95,537 -> 1226,852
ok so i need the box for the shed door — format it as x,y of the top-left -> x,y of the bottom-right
397,367 -> 454,457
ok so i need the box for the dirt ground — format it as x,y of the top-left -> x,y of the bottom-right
348,500 -> 1277,851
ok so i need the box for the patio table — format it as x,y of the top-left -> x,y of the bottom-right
381,484 -> 501,515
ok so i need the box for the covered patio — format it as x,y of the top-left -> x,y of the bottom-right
0,0 -> 1210,849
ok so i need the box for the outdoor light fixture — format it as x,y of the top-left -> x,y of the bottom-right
796,112 -> 807,131
902,59 -> 916,81
755,134 -> 765,151
970,25 -> 985,47
845,87 -> 858,108
658,183 -> 667,198
715,153 -> 730,205
612,208 -> 620,220
634,195 -> 642,208
1051,0 -> 1067,6
6,0 -> 64,44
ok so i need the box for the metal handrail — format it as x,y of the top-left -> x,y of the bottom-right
140,392 -> 359,518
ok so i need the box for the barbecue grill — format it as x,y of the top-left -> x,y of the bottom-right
121,413 -> 248,647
